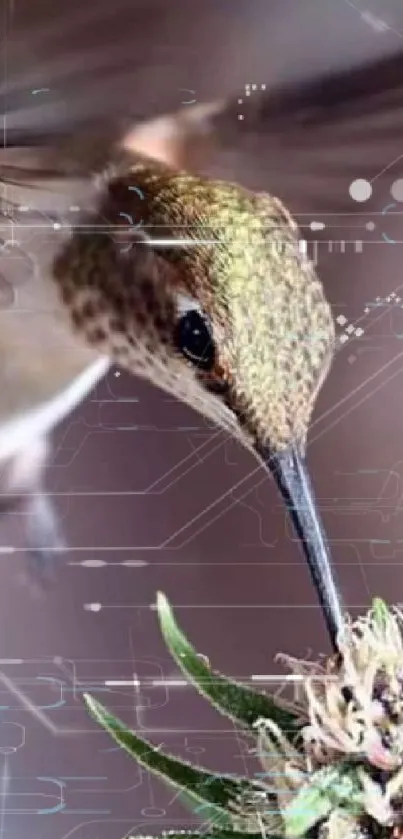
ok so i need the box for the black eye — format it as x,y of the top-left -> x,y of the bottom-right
174,309 -> 216,372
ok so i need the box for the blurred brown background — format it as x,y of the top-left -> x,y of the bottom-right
2,1 -> 403,837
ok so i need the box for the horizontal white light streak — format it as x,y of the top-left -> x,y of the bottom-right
104,674 -> 338,688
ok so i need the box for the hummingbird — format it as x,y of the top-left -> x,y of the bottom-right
2,45 -> 402,640
0,99 -> 344,643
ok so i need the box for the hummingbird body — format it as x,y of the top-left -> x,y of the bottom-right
0,217 -> 109,582
0,153 -> 115,576
0,228 -> 109,461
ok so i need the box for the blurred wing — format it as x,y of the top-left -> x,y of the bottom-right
205,50 -> 403,215
5,0 -> 403,139
0,0 -> 320,140
3,0 -> 403,220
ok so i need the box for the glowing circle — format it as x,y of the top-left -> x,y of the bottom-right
178,89 -> 196,105
365,221 -> 375,231
349,179 -> 372,202
382,202 -> 397,243
391,179 -> 403,201
128,186 -> 145,199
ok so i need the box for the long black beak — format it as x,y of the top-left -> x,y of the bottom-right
257,444 -> 344,651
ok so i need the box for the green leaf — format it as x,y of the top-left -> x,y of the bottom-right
283,764 -> 364,838
156,592 -> 302,738
371,598 -> 390,629
83,693 -> 269,831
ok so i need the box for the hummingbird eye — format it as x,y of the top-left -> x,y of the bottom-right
174,309 -> 216,372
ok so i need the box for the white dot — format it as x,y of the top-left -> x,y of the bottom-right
114,371 -> 121,377
336,315 -> 347,326
355,327 -> 364,337
53,222 -> 62,230
391,179 -> 403,201
349,179 -> 372,202
84,602 -> 102,612
238,114 -> 244,120
366,221 -> 375,231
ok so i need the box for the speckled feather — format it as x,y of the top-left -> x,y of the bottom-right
52,154 -> 335,453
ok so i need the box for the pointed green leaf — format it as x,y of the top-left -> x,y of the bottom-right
84,693 -> 269,831
156,592 -> 302,738
283,764 -> 364,838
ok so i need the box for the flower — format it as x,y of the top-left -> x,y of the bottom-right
83,595 -> 403,839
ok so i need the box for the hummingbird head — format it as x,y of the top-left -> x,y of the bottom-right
51,105 -> 343,648
53,109 -> 335,453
